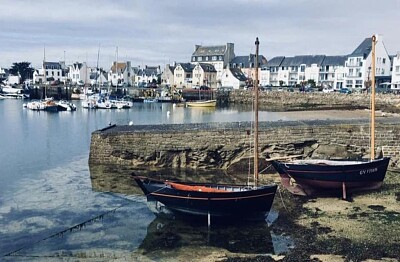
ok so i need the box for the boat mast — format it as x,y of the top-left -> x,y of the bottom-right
254,37 -> 260,186
370,35 -> 377,160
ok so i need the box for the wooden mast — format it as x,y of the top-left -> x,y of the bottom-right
370,35 -> 377,160
254,37 -> 260,186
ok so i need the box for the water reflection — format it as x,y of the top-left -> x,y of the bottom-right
139,216 -> 275,255
89,165 -> 294,258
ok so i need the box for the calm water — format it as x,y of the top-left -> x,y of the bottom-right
0,99 -> 301,259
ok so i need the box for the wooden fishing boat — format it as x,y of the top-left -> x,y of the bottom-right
270,35 -> 390,199
186,99 -> 217,107
133,176 -> 277,219
270,157 -> 390,197
133,38 -> 277,220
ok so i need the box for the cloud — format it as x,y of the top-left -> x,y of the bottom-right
0,0 -> 399,68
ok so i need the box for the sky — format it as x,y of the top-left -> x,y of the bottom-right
0,0 -> 399,69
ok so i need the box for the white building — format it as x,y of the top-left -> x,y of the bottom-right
173,63 -> 194,89
192,63 -> 217,89
221,67 -> 247,89
33,62 -> 64,84
344,35 -> 391,91
391,52 -> 400,91
68,62 -> 90,85
134,65 -> 161,87
319,56 -> 347,90
191,43 -> 235,83
109,61 -> 133,87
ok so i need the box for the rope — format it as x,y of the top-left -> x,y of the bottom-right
277,186 -> 290,214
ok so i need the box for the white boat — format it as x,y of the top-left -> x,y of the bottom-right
186,99 -> 217,107
1,85 -> 24,94
112,100 -> 133,109
56,100 -> 77,111
25,98 -> 58,111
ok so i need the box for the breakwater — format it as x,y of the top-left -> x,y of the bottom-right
89,119 -> 400,170
224,90 -> 400,112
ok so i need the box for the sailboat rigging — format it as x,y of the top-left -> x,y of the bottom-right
133,37 -> 277,220
270,35 -> 390,199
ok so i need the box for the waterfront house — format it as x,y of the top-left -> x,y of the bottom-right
68,62 -> 90,85
229,54 -> 267,84
264,56 -> 285,87
135,65 -> 161,87
109,61 -> 133,87
391,52 -> 400,92
191,43 -> 235,83
320,56 -> 347,90
192,63 -> 217,89
173,63 -> 195,89
343,35 -> 391,91
221,67 -> 247,89
89,69 -> 108,87
33,62 -> 65,84
161,63 -> 176,87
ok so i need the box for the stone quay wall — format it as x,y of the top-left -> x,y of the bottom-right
89,120 -> 400,170
223,90 -> 400,112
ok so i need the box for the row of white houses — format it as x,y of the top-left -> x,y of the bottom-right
23,35 -> 400,91
32,61 -> 161,87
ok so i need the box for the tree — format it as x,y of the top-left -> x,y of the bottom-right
9,62 -> 34,83
307,79 -> 316,87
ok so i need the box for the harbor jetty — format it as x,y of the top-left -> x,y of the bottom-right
89,119 -> 400,170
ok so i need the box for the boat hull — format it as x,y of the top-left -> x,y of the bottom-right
133,176 -> 277,219
271,157 -> 390,196
186,100 -> 216,107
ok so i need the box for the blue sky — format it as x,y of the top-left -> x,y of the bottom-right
0,0 -> 399,69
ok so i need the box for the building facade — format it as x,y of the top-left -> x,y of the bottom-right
191,43 -> 235,83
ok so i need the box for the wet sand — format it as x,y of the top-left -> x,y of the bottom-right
131,170 -> 400,262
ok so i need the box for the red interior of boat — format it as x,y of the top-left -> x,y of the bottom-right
166,182 -> 229,193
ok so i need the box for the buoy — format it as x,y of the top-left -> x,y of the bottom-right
129,121 -> 133,126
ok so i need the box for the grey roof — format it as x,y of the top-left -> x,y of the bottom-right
178,63 -> 195,72
198,63 -> 216,72
230,54 -> 267,68
266,56 -> 285,67
192,45 -> 226,56
281,55 -> 325,67
230,68 -> 247,81
138,68 -> 158,77
44,62 -> 62,69
321,56 -> 347,66
349,37 -> 372,58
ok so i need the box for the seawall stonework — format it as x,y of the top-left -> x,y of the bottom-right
89,120 -> 400,170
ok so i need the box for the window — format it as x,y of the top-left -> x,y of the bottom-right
396,66 -> 400,73
383,58 -> 386,64
346,80 -> 353,88
355,80 -> 362,88
300,65 -> 305,72
212,56 -> 217,61
198,57 -> 202,62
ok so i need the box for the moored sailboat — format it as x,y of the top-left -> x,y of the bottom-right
133,37 -> 277,220
270,35 -> 391,199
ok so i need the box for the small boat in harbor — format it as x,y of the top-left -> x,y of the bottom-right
24,98 -> 58,111
270,35 -> 391,199
133,176 -> 277,219
186,99 -> 217,107
133,38 -> 277,221
56,100 -> 77,111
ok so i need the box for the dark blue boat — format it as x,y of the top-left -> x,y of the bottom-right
133,176 -> 277,220
270,157 -> 390,198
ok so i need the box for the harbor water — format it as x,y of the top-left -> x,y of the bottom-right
0,99 -> 366,260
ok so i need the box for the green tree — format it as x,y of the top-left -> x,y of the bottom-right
307,79 -> 316,87
9,62 -> 34,83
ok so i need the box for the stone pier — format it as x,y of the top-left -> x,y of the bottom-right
89,119 -> 400,170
